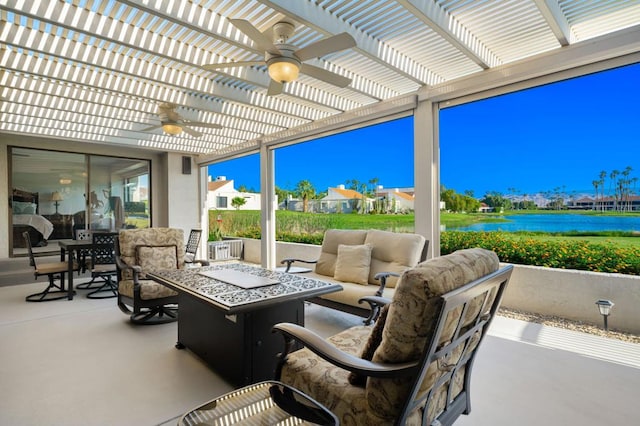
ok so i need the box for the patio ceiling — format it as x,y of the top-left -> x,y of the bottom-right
1,1 -> 640,158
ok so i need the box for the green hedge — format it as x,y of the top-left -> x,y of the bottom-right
441,231 -> 640,275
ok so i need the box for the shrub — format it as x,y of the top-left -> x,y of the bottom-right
441,231 -> 640,275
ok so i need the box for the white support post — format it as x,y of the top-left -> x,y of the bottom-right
260,144 -> 276,269
414,100 -> 440,258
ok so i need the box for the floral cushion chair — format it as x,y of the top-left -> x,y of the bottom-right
115,228 -> 185,324
273,248 -> 513,425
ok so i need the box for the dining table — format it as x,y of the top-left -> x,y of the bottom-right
58,239 -> 94,300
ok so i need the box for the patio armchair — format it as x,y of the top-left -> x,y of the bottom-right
114,228 -> 185,324
23,231 -> 79,302
273,248 -> 512,425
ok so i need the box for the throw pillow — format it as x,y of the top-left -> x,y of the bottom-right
333,244 -> 372,285
135,244 -> 179,278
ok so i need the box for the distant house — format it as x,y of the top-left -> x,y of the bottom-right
206,176 -> 261,210
478,202 -> 493,213
375,188 -> 415,213
571,195 -> 640,211
319,185 -> 372,213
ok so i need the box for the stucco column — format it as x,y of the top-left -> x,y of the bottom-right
260,144 -> 276,268
414,99 -> 440,258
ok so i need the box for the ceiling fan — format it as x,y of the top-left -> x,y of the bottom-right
140,103 -> 222,137
203,19 -> 356,96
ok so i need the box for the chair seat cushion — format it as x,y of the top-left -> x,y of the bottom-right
118,279 -> 178,300
36,261 -> 77,275
280,325 -> 421,425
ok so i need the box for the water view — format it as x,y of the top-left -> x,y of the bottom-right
449,214 -> 640,233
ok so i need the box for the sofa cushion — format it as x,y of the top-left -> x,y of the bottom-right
364,230 -> 426,287
315,229 -> 368,277
365,248 -> 499,420
334,244 -> 372,285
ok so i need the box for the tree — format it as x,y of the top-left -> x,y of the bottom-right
231,196 -> 247,210
294,180 -> 316,213
481,191 -> 512,212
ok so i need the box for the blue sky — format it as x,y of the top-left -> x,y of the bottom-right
209,62 -> 639,198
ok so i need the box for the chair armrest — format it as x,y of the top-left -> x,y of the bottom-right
358,295 -> 392,325
358,295 -> 391,307
273,323 -> 418,379
373,271 -> 400,296
114,257 -> 143,283
280,258 -> 318,272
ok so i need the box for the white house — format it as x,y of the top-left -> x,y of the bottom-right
318,185 -> 372,213
207,177 -> 261,210
375,188 -> 415,213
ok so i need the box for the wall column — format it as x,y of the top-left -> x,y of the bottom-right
414,99 -> 440,258
260,144 -> 276,268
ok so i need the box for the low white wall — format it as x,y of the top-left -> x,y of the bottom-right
239,238 -> 640,334
502,264 -> 640,334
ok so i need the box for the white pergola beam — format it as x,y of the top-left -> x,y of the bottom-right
534,0 -> 573,46
397,0 -> 501,69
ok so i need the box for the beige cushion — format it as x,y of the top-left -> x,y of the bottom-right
118,228 -> 185,280
135,245 -> 179,278
334,244 -> 372,285
364,229 -> 426,287
315,229 -> 367,277
365,248 -> 500,420
118,279 -> 178,300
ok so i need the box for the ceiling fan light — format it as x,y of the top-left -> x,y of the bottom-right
162,123 -> 182,135
268,59 -> 300,83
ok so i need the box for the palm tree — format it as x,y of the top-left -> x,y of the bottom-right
599,170 -> 607,211
294,180 -> 316,213
231,196 -> 247,210
592,180 -> 599,211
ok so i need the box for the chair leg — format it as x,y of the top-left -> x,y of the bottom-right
129,305 -> 178,325
25,273 -> 75,302
86,276 -> 118,299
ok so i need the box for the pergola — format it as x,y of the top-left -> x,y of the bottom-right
2,0 -> 640,264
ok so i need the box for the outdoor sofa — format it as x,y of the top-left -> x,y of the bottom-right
281,228 -> 427,323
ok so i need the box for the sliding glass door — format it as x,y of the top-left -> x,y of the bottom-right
10,147 -> 150,254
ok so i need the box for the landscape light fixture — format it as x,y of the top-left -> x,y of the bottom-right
51,191 -> 63,214
595,299 -> 614,331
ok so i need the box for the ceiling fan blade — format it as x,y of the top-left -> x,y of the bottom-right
301,64 -> 352,88
181,126 -> 203,138
229,19 -> 281,55
188,122 -> 223,129
140,124 -> 162,132
267,79 -> 284,96
294,33 -> 356,62
202,60 -> 265,71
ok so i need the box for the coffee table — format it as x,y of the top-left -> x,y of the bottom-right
148,263 -> 341,387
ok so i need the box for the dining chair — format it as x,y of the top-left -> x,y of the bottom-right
23,231 -> 79,302
81,232 -> 118,299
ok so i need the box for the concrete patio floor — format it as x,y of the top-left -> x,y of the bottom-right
0,277 -> 638,425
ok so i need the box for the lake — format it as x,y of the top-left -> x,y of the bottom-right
449,214 -> 640,233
